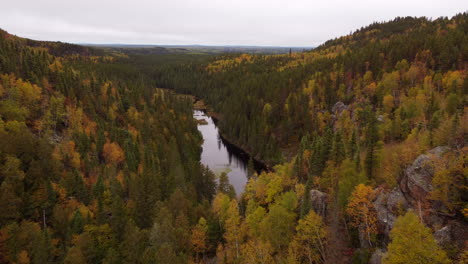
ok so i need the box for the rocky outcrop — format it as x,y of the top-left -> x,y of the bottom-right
374,147 -> 449,237
373,187 -> 408,237
400,146 -> 449,204
370,146 -> 468,253
358,225 -> 373,248
397,146 -> 452,228
309,189 -> 328,216
434,225 -> 451,245
331,101 -> 348,115
434,221 -> 468,249
369,248 -> 385,264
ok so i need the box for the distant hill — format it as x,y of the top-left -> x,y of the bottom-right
0,28 -> 103,57
0,12 -> 466,264
84,43 -> 311,54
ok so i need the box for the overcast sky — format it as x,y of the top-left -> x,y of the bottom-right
0,0 -> 466,47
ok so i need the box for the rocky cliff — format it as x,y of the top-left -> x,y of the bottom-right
370,146 -> 467,262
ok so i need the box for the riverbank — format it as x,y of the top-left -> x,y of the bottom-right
211,115 -> 272,172
191,97 -> 273,172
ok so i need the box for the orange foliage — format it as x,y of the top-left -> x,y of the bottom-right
52,140 -> 81,169
83,116 -> 97,136
17,250 -> 30,264
102,141 -> 125,165
346,184 -> 378,246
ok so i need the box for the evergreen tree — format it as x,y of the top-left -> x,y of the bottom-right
364,107 -> 379,179
247,157 -> 255,179
331,131 -> 346,165
70,210 -> 84,235
218,172 -> 236,199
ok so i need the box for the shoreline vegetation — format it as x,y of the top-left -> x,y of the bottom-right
192,97 -> 272,172
0,12 -> 466,263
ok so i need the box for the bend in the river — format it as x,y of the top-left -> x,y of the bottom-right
193,110 -> 266,195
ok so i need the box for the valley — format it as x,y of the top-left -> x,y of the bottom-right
0,12 -> 466,264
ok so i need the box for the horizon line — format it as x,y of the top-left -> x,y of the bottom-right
79,43 -> 315,49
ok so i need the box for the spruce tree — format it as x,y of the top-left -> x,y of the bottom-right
364,107 -> 379,179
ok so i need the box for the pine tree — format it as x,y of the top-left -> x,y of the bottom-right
218,172 -> 236,199
70,210 -> 84,235
348,130 -> 358,160
247,157 -> 255,179
364,107 -> 379,179
331,131 -> 346,165
310,136 -> 324,177
32,230 -> 51,264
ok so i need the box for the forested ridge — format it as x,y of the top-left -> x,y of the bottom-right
0,27 -> 218,263
0,13 -> 467,264
147,14 -> 467,164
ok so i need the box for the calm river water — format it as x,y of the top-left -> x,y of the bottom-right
193,110 -> 264,195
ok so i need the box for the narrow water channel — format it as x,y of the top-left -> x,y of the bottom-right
193,110 -> 264,195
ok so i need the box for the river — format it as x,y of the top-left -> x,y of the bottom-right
193,110 -> 265,195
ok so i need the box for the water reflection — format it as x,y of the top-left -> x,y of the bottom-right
194,110 -> 263,195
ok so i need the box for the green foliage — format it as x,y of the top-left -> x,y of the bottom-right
0,28 -> 216,263
288,210 -> 327,264
0,12 -> 467,263
260,202 -> 296,251
218,172 -> 236,199
337,159 -> 366,209
383,211 -> 450,264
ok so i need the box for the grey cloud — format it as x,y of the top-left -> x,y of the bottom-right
0,0 -> 465,46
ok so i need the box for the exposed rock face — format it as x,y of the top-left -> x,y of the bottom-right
434,222 -> 468,249
434,225 -> 451,245
371,146 -> 468,254
331,101 -> 348,115
397,146 -> 452,229
358,225 -> 373,248
400,146 -> 449,203
386,188 -> 408,213
373,187 -> 408,237
374,147 -> 449,235
309,189 -> 328,216
369,248 -> 385,264
447,221 -> 468,249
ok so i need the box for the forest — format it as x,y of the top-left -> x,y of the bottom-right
0,12 -> 467,264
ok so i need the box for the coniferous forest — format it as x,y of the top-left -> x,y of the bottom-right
0,13 -> 467,264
